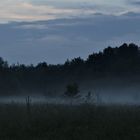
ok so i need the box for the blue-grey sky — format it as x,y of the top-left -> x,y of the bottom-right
0,0 -> 140,64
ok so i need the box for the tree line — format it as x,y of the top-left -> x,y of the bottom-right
0,43 -> 140,96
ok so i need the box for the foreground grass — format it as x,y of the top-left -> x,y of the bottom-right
0,103 -> 140,140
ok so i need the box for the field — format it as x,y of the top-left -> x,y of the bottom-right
0,103 -> 140,140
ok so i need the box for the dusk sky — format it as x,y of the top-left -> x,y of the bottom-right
0,0 -> 140,64
0,0 -> 140,22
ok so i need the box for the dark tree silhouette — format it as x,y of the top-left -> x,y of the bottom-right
65,83 -> 79,97
0,43 -> 140,96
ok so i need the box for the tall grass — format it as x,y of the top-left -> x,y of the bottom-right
0,103 -> 140,140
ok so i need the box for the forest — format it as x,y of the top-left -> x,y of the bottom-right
0,43 -> 140,96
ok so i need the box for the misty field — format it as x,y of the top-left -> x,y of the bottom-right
0,103 -> 140,140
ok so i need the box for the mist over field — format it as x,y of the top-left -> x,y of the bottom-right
1,79 -> 140,105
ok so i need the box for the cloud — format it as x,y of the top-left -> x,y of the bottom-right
0,1 -> 54,22
128,0 -> 140,5
132,1 -> 140,5
0,0 -> 134,23
0,0 -> 100,23
122,11 -> 140,17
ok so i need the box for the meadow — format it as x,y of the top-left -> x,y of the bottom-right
0,102 -> 140,140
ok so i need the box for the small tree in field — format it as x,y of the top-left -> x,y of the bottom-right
65,83 -> 79,97
65,83 -> 79,105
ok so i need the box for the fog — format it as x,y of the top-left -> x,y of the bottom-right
0,89 -> 140,105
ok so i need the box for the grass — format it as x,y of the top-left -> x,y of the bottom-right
0,103 -> 140,140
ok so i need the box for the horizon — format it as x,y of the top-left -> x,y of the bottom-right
0,42 -> 139,66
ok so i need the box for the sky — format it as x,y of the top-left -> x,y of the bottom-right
0,0 -> 140,22
0,0 -> 140,64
